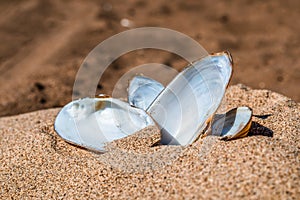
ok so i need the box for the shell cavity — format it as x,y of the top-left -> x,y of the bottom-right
54,97 -> 154,152
128,76 -> 164,110
210,106 -> 252,140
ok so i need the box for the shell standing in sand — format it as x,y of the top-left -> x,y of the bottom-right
54,51 -> 253,152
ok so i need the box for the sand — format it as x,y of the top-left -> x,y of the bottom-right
0,84 -> 299,199
1,1 -> 299,198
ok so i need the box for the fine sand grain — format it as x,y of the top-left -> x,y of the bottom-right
0,85 -> 299,199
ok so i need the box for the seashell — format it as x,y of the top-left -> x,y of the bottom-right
55,51 -> 252,152
210,106 -> 252,140
146,51 -> 233,145
54,97 -> 154,152
128,75 -> 252,142
128,76 -> 164,110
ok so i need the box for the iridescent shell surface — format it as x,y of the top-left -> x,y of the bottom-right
54,97 -> 154,152
128,76 -> 164,110
128,74 -> 252,143
146,52 -> 233,145
210,106 -> 252,140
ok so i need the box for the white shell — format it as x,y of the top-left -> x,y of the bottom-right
128,77 -> 252,142
147,52 -> 233,145
128,76 -> 164,110
54,97 -> 154,152
211,106 -> 252,140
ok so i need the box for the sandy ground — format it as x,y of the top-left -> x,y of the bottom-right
0,85 -> 299,199
0,1 -> 299,199
0,0 -> 299,117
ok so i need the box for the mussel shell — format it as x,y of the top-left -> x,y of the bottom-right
147,51 -> 233,145
128,76 -> 164,110
128,76 -> 252,142
54,97 -> 154,152
211,106 -> 252,140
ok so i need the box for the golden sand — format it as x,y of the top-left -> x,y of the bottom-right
0,85 -> 299,199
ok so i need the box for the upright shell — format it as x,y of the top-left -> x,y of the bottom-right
147,52 -> 233,145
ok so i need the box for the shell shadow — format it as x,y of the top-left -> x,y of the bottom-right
248,121 -> 273,137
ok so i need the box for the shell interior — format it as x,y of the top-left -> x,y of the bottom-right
54,97 -> 154,152
128,76 -> 164,110
211,106 -> 252,140
146,52 -> 233,145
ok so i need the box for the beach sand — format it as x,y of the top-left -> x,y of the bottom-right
1,85 -> 299,199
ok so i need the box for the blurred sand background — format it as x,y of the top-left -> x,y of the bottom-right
0,0 -> 299,117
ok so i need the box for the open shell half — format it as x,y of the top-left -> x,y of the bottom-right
210,106 -> 252,140
128,76 -> 164,110
54,97 -> 154,152
146,51 -> 233,145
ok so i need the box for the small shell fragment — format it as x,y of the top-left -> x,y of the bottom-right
54,97 -> 154,152
210,106 -> 252,140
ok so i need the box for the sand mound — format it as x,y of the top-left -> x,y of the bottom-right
0,85 -> 299,199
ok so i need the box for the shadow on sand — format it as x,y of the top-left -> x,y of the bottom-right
248,121 -> 273,137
